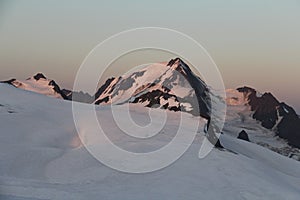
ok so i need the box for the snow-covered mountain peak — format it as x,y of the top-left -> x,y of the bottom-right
94,58 -> 211,118
31,72 -> 47,81
1,73 -> 67,99
167,57 -> 188,73
26,73 -> 54,86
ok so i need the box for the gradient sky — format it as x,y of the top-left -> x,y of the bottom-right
0,0 -> 299,112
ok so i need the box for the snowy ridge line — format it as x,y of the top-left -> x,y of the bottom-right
220,134 -> 300,177
1,84 -> 300,199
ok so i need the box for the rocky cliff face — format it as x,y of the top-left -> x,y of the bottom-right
236,86 -> 300,148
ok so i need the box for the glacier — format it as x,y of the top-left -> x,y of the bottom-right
1,83 -> 300,199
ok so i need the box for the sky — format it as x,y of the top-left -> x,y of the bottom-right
0,0 -> 299,112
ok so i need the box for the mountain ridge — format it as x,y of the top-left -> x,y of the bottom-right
0,73 -> 68,99
1,59 -> 299,150
94,58 -> 211,119
228,86 -> 300,148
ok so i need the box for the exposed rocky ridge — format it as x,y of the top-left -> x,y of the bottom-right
237,86 -> 300,148
0,78 -> 17,85
167,58 -> 211,119
61,89 -> 94,103
94,77 -> 119,104
32,73 -> 47,80
48,80 -> 68,99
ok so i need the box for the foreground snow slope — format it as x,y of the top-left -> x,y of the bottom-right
1,84 -> 300,200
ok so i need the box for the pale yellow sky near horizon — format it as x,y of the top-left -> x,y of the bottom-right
0,0 -> 299,112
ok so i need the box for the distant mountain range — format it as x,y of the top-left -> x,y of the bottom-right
1,73 -> 94,103
1,73 -> 68,99
1,58 -> 299,152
